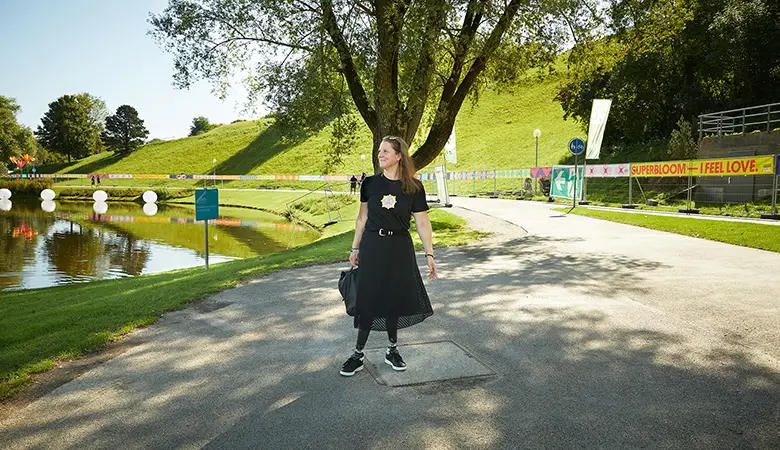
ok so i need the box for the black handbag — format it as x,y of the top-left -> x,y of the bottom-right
338,266 -> 359,316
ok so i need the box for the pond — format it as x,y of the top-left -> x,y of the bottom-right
0,200 -> 319,291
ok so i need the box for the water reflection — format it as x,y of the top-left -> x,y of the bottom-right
0,201 -> 319,291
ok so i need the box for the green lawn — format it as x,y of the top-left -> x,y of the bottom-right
0,206 -> 486,399
562,207 -> 780,253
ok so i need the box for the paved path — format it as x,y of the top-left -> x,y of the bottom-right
2,198 -> 780,449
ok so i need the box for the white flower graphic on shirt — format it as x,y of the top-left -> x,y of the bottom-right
381,194 -> 397,209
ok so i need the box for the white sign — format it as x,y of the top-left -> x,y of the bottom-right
586,99 -> 612,160
444,128 -> 457,164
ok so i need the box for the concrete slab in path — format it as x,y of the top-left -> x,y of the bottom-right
362,341 -> 496,387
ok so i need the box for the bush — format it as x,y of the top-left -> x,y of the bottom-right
55,187 -> 195,202
0,179 -> 55,198
156,188 -> 194,201
58,188 -> 146,200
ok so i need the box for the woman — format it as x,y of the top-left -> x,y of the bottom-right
340,136 -> 438,377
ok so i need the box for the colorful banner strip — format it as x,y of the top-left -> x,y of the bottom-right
585,163 -> 630,178
52,211 -> 308,231
3,156 -> 776,181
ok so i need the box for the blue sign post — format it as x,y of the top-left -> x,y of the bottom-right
195,188 -> 219,269
568,138 -> 586,210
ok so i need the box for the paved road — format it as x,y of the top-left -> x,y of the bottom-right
2,198 -> 779,449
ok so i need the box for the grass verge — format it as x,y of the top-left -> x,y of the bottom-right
0,208 -> 485,400
559,207 -> 780,253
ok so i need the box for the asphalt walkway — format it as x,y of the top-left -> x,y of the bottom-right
2,198 -> 780,449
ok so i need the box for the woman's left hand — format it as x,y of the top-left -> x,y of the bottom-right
426,255 -> 438,280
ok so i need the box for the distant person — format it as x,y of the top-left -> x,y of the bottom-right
360,172 -> 366,186
340,136 -> 437,377
96,176 -> 100,185
350,175 -> 358,194
91,176 -> 95,186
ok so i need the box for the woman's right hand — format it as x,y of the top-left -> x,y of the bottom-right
349,251 -> 359,267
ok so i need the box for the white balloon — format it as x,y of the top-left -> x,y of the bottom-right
142,202 -> 158,216
41,188 -> 56,201
0,199 -> 11,211
93,201 -> 108,214
93,190 -> 108,202
142,190 -> 158,204
0,188 -> 11,200
41,200 -> 56,212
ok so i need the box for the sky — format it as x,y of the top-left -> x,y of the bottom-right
0,0 -> 258,140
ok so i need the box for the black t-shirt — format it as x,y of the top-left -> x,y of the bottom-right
360,174 -> 428,231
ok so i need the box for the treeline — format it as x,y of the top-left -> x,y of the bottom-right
1,93 -> 221,173
556,0 -> 780,161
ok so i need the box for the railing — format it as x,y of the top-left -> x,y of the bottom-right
698,102 -> 780,138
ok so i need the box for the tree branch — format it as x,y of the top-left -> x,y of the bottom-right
413,0 -> 524,169
321,0 -> 377,131
400,2 -> 447,143
373,0 -> 409,134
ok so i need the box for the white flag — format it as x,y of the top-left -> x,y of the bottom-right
444,128 -> 457,164
586,99 -> 612,160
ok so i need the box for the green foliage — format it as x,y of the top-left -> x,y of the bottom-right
324,111 -> 359,174
557,0 -> 780,154
103,105 -> 149,155
35,93 -> 106,163
0,96 -> 39,172
57,187 -> 146,200
0,179 -> 54,198
667,117 -> 697,160
189,116 -> 217,136
55,187 -> 194,201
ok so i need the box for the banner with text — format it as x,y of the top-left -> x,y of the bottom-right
631,156 -> 775,178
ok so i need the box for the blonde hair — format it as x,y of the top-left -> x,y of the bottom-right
382,136 -> 421,194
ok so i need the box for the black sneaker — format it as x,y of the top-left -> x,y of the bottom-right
339,352 -> 364,376
385,347 -> 407,371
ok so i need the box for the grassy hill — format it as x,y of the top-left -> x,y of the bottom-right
46,74 -> 583,181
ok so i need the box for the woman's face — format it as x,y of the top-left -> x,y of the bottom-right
378,141 -> 401,170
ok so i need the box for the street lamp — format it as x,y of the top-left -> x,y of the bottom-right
360,154 -> 366,174
212,159 -> 217,188
533,129 -> 541,194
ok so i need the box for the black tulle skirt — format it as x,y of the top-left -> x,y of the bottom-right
354,229 -> 433,331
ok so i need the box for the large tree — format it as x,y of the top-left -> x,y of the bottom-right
150,0 -> 601,172
104,105 -> 150,154
0,96 -> 39,172
36,93 -> 106,163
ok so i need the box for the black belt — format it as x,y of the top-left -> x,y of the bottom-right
367,228 -> 406,237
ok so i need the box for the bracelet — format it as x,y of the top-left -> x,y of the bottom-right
424,253 -> 435,259
350,249 -> 360,253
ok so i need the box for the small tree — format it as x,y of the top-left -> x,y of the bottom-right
1,96 -> 39,168
189,116 -> 215,136
104,105 -> 149,154
668,117 -> 697,160
36,93 -> 105,163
